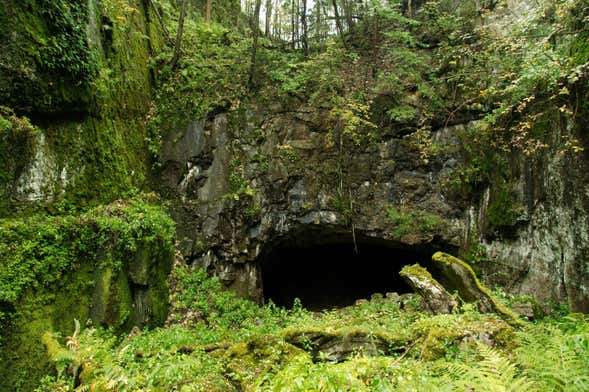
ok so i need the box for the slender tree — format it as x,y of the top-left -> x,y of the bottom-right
319,0 -> 330,42
205,0 -> 212,24
331,0 -> 347,48
171,0 -> 188,69
148,0 -> 172,44
249,0 -> 262,88
342,0 -> 354,30
295,0 -> 300,47
265,0 -> 273,36
290,0 -> 296,49
301,0 -> 308,56
273,0 -> 282,40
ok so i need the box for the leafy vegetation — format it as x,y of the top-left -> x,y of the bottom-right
0,195 -> 173,306
0,107 -> 38,213
387,205 -> 445,240
0,195 -> 175,391
2,0 -> 589,390
37,266 -> 589,391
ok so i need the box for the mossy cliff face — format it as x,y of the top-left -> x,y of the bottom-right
0,198 -> 175,391
0,0 -> 163,213
0,0 -> 94,114
0,1 -> 173,389
160,14 -> 589,315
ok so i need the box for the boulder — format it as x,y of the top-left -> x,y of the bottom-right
510,299 -> 537,320
283,328 -> 407,362
400,264 -> 457,314
430,252 -> 523,326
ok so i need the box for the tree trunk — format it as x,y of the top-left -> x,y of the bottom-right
331,0 -> 347,49
342,0 -> 354,30
249,0 -> 262,88
265,0 -> 273,36
371,13 -> 379,78
205,0 -> 212,24
148,0 -> 172,44
294,0 -> 300,49
273,0 -> 281,40
301,0 -> 308,56
171,0 -> 188,69
290,0 -> 296,49
320,0 -> 329,41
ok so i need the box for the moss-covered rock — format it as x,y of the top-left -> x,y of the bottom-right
0,107 -> 38,213
0,0 -> 165,214
400,264 -> 457,315
431,252 -> 523,326
224,335 -> 307,390
410,312 -> 516,360
0,0 -> 96,114
283,326 -> 408,363
41,331 -> 81,380
0,196 -> 175,391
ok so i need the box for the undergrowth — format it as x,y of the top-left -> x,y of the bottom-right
37,266 -> 589,391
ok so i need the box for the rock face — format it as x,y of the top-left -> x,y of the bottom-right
163,100 -> 589,311
0,2 -> 170,388
400,264 -> 457,315
0,201 -> 175,391
467,129 -> 589,312
0,0 -> 163,213
163,104 -> 464,302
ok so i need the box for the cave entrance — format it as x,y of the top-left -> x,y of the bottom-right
261,235 -> 429,310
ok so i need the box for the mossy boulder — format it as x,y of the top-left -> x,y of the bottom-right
410,312 -> 516,360
400,264 -> 457,315
224,335 -> 307,390
282,327 -> 408,362
430,252 -> 523,326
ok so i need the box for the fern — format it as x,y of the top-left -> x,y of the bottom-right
437,343 -> 537,392
516,321 -> 589,391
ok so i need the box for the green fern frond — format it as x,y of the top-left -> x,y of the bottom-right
516,324 -> 589,391
434,343 -> 537,392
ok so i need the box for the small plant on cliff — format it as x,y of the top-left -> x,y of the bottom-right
387,206 -> 444,239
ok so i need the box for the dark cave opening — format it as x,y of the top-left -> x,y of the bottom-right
261,237 -> 430,310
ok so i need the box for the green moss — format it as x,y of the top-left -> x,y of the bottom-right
570,33 -> 589,65
224,335 -> 308,389
386,205 -> 445,240
0,0 -> 166,215
400,264 -> 435,281
410,312 -> 515,360
0,107 -> 38,214
0,0 -> 96,113
41,332 -> 79,377
486,186 -> 524,234
432,252 -> 524,327
0,196 -> 175,391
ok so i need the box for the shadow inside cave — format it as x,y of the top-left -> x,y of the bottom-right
260,236 -> 431,311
